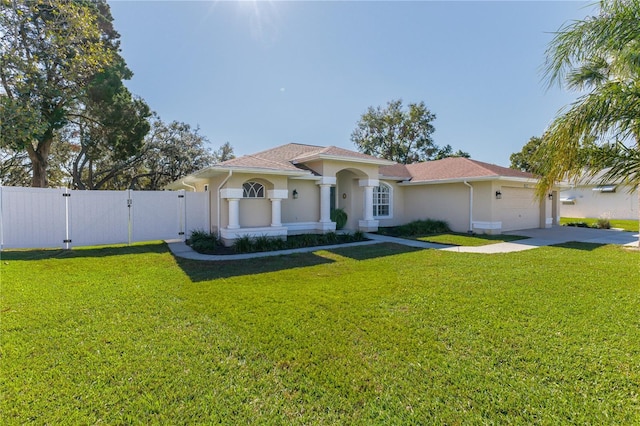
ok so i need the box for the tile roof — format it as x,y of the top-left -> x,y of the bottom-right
379,157 -> 535,182
218,143 -> 321,171
218,143 -> 390,171
292,145 -> 390,163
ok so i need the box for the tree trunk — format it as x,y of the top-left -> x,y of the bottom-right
26,138 -> 52,188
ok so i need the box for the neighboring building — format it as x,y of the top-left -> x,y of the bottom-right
167,143 -> 558,246
560,170 -> 638,219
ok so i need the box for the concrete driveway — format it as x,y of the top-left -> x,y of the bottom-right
505,226 -> 639,246
439,226 -> 639,254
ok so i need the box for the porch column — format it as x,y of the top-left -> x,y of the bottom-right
220,188 -> 244,229
319,185 -> 332,223
267,189 -> 289,227
227,199 -> 240,229
363,185 -> 374,221
316,177 -> 337,232
359,178 -> 379,232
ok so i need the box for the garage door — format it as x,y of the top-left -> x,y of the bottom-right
499,187 -> 540,231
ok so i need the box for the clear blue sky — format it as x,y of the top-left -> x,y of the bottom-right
109,0 -> 593,167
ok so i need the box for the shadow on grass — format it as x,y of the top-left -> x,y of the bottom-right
174,243 -> 423,281
550,241 -> 606,251
325,242 -> 423,261
0,242 -> 167,261
175,252 -> 335,281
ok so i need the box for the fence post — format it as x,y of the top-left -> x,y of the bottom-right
0,186 -> 4,251
64,188 -> 71,250
127,189 -> 133,246
178,190 -> 186,242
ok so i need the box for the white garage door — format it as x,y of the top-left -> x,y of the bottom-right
499,187 -> 540,231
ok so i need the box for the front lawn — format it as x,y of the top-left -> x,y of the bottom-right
2,242 -> 639,424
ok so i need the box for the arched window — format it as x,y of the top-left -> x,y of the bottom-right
373,183 -> 392,218
242,181 -> 265,198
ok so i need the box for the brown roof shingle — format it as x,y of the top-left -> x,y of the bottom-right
379,157 -> 535,182
219,143 -> 390,171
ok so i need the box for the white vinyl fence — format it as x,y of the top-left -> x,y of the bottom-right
0,186 -> 210,250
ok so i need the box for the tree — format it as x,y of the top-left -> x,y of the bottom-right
510,136 -> 543,173
351,99 -> 438,164
71,117 -> 216,190
0,0 -> 149,187
434,144 -> 471,160
534,0 -> 640,243
536,2 -> 639,188
129,119 -> 216,190
214,141 -> 235,163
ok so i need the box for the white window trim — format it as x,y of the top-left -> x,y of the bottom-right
373,182 -> 393,219
242,181 -> 265,198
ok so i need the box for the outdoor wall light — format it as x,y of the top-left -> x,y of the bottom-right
548,193 -> 553,200
495,190 -> 502,199
292,189 -> 298,199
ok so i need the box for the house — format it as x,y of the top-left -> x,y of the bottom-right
559,170 -> 638,220
167,143 -> 558,246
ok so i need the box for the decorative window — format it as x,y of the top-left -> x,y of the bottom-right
243,181 -> 265,198
373,183 -> 392,218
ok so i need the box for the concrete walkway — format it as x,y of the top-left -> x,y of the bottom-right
167,227 -> 638,261
166,238 -> 381,261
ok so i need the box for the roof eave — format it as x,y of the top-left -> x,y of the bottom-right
398,175 -> 540,186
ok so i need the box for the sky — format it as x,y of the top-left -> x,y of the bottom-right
108,0 -> 594,167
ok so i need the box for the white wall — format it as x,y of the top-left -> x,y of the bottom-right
0,187 -> 209,250
560,185 -> 638,219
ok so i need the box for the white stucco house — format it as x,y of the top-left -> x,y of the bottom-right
559,170 -> 638,220
167,143 -> 559,246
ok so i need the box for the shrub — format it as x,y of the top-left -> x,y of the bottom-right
352,230 -> 366,241
187,229 -> 219,254
381,219 -> 450,237
233,236 -> 254,253
563,221 -> 590,228
330,208 -> 348,230
324,232 -> 339,244
253,235 -> 273,252
596,218 -> 611,229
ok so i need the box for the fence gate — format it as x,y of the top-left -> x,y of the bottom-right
0,187 -> 209,250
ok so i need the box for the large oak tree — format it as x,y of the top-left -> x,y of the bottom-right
0,0 -> 149,187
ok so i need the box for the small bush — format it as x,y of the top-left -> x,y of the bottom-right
191,231 -> 371,255
324,232 -> 339,244
596,218 -> 611,229
330,208 -> 348,230
563,222 -> 590,228
233,236 -> 253,253
380,219 -> 450,237
187,229 -> 219,254
253,235 -> 273,252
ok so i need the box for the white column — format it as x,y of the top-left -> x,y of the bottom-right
316,177 -> 337,232
316,177 -> 337,224
220,188 -> 244,230
319,184 -> 332,223
267,189 -> 288,228
358,178 -> 379,232
270,198 -> 282,227
227,198 -> 240,229
363,185 -> 374,221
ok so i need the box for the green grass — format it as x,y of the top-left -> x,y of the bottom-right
561,217 -> 639,232
416,232 -> 527,247
2,242 -> 639,424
